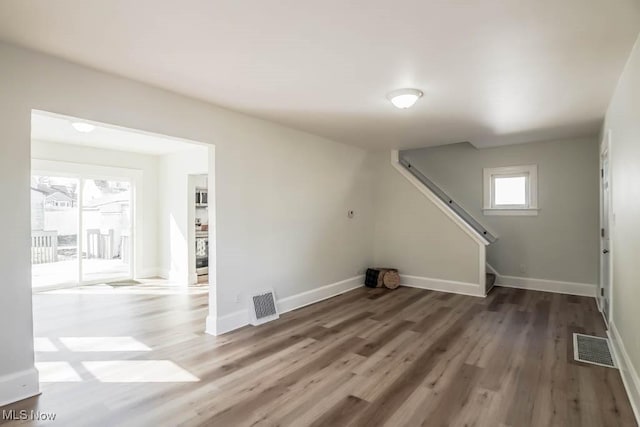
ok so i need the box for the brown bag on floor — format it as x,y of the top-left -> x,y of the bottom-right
366,268 -> 400,289
383,270 -> 400,289
370,268 -> 400,289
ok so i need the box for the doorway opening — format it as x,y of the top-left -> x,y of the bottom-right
30,110 -> 214,290
30,109 -> 214,391
190,174 -> 209,285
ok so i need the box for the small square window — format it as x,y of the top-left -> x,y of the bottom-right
494,175 -> 527,207
483,165 -> 538,216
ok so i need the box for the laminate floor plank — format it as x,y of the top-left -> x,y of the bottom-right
0,283 -> 635,426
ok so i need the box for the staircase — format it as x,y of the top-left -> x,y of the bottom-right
391,150 -> 498,297
398,154 -> 497,244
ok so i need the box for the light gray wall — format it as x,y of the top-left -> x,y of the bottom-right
0,41 -> 375,404
403,137 -> 600,284
371,151 -> 481,286
603,33 -> 640,389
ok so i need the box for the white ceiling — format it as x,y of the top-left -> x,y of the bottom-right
31,111 -> 204,155
2,0 -> 640,149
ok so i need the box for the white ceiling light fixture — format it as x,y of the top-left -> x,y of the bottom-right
71,122 -> 96,133
386,88 -> 423,109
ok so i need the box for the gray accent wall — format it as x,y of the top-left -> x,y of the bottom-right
402,137 -> 599,284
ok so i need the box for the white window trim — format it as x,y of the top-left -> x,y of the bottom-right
483,165 -> 538,216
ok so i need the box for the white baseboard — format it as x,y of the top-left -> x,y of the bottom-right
205,315 -> 216,335
207,275 -> 365,336
0,367 -> 40,407
158,269 -> 170,280
157,269 -> 194,284
137,267 -> 161,279
277,275 -> 364,314
496,274 -> 596,297
400,274 -> 484,297
188,273 -> 198,286
608,321 -> 640,424
210,310 -> 250,336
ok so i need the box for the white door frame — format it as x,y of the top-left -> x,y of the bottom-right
599,129 -> 613,322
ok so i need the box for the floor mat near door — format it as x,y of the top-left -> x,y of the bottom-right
105,279 -> 142,287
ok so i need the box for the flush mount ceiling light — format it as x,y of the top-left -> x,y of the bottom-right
71,122 -> 96,133
386,88 -> 423,109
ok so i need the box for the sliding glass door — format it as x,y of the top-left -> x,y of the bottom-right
81,178 -> 132,283
31,175 -> 80,289
31,173 -> 133,289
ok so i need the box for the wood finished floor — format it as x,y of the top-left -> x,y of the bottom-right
1,284 -> 635,427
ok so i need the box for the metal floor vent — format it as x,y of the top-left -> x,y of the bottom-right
573,333 -> 616,368
250,290 -> 279,326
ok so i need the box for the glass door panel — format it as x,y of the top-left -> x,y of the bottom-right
81,178 -> 132,283
31,175 -> 79,289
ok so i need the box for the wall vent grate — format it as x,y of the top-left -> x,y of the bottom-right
250,290 -> 279,325
573,333 -> 616,368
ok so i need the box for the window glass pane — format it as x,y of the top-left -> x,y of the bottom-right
82,179 -> 132,282
494,175 -> 527,206
31,175 -> 79,289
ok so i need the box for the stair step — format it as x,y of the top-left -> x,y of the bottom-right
486,273 -> 496,287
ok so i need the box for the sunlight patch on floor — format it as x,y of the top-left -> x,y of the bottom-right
81,360 -> 200,383
60,336 -> 152,352
43,283 -> 208,296
36,362 -> 83,382
34,337 -> 59,352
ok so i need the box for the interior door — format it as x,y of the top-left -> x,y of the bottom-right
601,152 -> 611,322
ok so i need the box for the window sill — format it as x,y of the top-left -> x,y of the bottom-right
483,208 -> 538,216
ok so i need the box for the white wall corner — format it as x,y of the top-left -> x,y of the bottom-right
0,367 -> 40,407
608,322 -> 640,424
205,314 -> 218,336
189,273 -> 199,286
389,150 -> 491,247
213,310 -> 250,335
400,274 -> 485,297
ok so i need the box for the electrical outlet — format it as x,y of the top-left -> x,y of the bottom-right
519,264 -> 527,274
235,293 -> 241,304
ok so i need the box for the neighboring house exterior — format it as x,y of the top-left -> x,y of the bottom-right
30,183 -> 78,236
44,191 -> 74,209
31,179 -> 131,261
